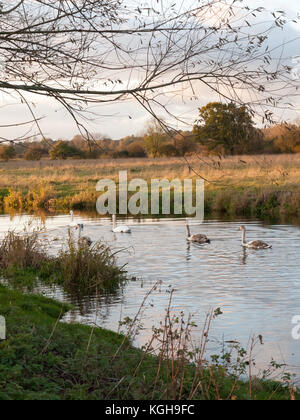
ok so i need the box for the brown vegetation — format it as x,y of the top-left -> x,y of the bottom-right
0,154 -> 299,218
0,230 -> 126,294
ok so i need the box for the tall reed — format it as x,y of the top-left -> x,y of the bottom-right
0,230 -> 49,270
0,229 -> 126,294
55,230 -> 127,293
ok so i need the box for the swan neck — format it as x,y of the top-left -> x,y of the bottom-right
113,215 -> 116,229
241,229 -> 246,245
186,222 -> 191,238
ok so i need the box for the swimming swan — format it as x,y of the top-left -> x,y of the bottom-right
77,224 -> 93,247
112,215 -> 131,233
240,225 -> 272,249
186,219 -> 210,244
69,211 -> 92,246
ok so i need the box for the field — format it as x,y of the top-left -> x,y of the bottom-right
0,154 -> 300,219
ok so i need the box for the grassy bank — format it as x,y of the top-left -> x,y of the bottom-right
0,155 -> 299,219
0,283 -> 299,400
0,284 -> 150,400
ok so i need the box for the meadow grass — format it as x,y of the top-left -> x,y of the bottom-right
0,155 -> 300,218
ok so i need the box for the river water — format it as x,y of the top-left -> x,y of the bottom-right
1,213 -> 300,381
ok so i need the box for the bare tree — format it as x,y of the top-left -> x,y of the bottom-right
0,0 -> 299,144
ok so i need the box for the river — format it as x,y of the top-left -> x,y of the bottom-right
1,213 -> 300,382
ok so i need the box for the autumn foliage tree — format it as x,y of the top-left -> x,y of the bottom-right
49,141 -> 81,160
193,102 -> 258,155
143,119 -> 168,158
0,145 -> 16,161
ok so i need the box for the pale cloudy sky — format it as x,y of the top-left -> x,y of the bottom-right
0,0 -> 299,141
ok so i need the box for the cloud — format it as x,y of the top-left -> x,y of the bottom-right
1,0 -> 299,140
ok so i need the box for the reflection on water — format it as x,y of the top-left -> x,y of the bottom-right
1,213 -> 300,381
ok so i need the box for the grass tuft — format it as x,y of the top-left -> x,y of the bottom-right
0,230 -> 126,294
54,231 -> 127,293
0,231 -> 48,270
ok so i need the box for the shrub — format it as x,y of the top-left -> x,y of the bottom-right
263,123 -> 300,153
27,184 -> 55,210
70,191 -> 97,209
4,189 -> 24,210
24,146 -> 44,161
127,142 -> 146,158
49,140 -> 82,160
159,143 -> 179,157
0,145 -> 16,161
173,131 -> 196,156
112,149 -> 129,158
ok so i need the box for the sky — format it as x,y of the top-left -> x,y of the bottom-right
0,0 -> 299,142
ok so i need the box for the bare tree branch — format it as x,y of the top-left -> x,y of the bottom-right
0,0 -> 298,143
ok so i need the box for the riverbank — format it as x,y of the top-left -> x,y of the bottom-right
0,282 -> 299,400
0,155 -> 299,219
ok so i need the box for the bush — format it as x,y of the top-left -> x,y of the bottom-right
3,189 -> 24,210
263,124 -> 300,153
49,140 -> 82,160
112,149 -> 129,158
70,191 -> 98,210
27,184 -> 55,210
0,145 -> 16,161
159,143 -> 179,157
127,142 -> 146,158
24,146 -> 44,161
173,132 -> 196,156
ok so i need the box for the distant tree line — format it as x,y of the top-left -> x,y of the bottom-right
1,103 -> 300,161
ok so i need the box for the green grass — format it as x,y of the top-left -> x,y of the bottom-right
0,284 -> 138,400
1,283 -> 299,400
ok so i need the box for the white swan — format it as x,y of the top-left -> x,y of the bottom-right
112,214 -> 131,233
240,225 -> 272,249
69,210 -> 79,228
186,219 -> 210,244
